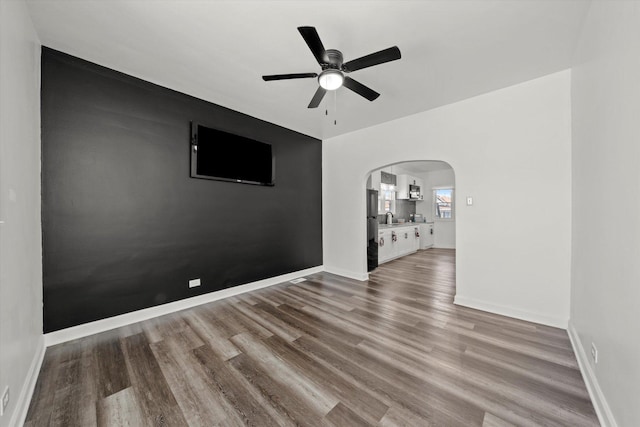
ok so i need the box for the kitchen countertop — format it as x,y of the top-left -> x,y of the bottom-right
379,222 -> 429,229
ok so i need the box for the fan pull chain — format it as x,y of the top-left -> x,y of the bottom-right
324,92 -> 338,126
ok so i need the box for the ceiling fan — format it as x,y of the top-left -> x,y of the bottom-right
262,26 -> 401,108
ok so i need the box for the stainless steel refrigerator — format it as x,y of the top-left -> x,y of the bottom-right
367,189 -> 378,272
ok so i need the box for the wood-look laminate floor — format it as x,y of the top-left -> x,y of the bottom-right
25,249 -> 599,426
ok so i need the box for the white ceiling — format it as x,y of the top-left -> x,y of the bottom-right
26,0 -> 589,140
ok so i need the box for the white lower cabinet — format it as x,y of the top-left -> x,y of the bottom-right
419,223 -> 434,249
397,228 -> 411,254
378,230 -> 393,263
412,226 -> 421,251
378,225 -> 421,264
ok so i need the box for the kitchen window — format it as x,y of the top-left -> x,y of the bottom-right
379,183 -> 396,214
434,188 -> 454,220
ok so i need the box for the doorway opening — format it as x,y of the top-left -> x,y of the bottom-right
365,160 -> 456,289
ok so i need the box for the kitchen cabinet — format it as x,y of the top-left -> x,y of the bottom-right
419,223 -> 434,249
378,229 -> 393,262
396,174 -> 424,200
397,227 -> 418,254
370,170 -> 381,192
411,226 -> 421,251
396,174 -> 408,199
378,225 -> 421,264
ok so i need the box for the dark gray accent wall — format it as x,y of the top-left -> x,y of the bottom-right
41,48 -> 322,333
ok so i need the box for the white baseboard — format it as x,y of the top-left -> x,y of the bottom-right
44,265 -> 324,346
323,266 -> 369,281
453,295 -> 568,328
10,335 -> 45,427
567,322 -> 618,427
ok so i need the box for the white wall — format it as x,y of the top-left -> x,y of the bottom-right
323,70 -> 572,327
415,168 -> 456,248
0,1 -> 43,426
433,221 -> 455,249
570,1 -> 640,426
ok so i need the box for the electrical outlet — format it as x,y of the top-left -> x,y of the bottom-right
591,342 -> 598,364
1,386 -> 9,416
189,278 -> 201,288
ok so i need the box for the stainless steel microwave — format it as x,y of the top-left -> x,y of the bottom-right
409,184 -> 422,200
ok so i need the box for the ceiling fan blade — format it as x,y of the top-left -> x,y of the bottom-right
262,73 -> 318,81
308,86 -> 327,108
343,77 -> 380,101
342,46 -> 401,72
298,26 -> 328,65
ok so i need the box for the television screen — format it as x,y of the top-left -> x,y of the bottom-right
190,122 -> 274,186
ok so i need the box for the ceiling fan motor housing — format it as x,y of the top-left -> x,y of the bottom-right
324,49 -> 344,69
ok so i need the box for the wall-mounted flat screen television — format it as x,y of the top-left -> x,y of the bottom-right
190,122 -> 275,186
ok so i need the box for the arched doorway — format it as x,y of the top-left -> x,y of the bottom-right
365,160 -> 456,290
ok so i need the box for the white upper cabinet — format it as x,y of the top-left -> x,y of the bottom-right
370,170 -> 381,191
397,174 -> 409,199
396,174 -> 424,200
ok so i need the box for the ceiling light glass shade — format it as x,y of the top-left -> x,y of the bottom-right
318,70 -> 344,90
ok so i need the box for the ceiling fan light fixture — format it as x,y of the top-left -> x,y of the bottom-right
318,69 -> 344,90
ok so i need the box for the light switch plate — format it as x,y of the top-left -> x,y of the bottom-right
466,196 -> 473,206
189,278 -> 201,288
